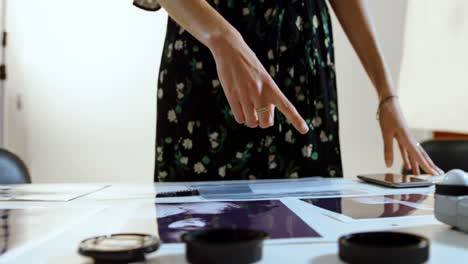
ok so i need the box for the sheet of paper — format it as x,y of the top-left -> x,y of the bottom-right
249,177 -> 338,193
0,206 -> 104,261
300,193 -> 434,223
0,184 -> 109,201
189,177 -> 367,200
89,184 -> 158,200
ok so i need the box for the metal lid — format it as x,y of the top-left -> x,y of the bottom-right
78,233 -> 160,262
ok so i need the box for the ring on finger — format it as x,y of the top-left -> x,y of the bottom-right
255,106 -> 270,114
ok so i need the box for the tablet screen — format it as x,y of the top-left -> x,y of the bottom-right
363,173 -> 428,183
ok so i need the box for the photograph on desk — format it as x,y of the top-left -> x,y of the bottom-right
156,200 -> 321,243
301,193 -> 434,222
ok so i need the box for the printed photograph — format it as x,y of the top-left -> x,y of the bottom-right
156,200 -> 321,243
301,194 -> 433,220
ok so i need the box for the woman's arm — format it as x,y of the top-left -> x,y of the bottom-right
328,0 -> 393,99
329,0 -> 442,175
157,0 -> 309,134
158,0 -> 237,50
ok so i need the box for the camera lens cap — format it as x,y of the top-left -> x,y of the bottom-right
78,233 -> 160,263
435,183 -> 468,196
339,231 -> 429,264
182,228 -> 268,264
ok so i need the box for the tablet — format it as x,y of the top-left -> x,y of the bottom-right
357,173 -> 434,188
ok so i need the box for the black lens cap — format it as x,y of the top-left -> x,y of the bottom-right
435,184 -> 468,196
339,231 -> 429,264
78,233 -> 160,263
182,228 -> 268,264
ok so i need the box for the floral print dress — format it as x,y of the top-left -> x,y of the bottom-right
140,0 -> 343,181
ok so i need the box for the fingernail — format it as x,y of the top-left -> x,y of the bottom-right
301,122 -> 309,133
385,159 -> 391,167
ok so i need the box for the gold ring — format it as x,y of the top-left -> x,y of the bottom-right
255,106 -> 269,114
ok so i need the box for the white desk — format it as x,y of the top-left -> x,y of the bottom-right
1,180 -> 467,264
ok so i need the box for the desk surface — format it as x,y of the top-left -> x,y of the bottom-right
0,179 -> 467,264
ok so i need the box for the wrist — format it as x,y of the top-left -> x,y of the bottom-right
376,95 -> 398,120
374,78 -> 396,100
377,86 -> 397,101
206,26 -> 243,57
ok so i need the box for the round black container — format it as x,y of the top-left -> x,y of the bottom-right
339,232 -> 429,264
182,228 -> 268,264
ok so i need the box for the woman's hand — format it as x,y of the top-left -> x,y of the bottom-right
208,32 -> 309,134
378,99 -> 443,175
157,0 -> 308,134
329,0 -> 443,175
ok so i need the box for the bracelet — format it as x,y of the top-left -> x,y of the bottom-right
376,95 -> 398,120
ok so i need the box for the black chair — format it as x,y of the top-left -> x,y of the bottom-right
403,139 -> 468,174
0,148 -> 31,184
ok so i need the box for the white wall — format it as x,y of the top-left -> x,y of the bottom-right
0,1 -> 6,147
0,1 -> 4,146
4,0 -> 408,182
331,0 -> 407,177
5,0 -> 167,182
399,0 -> 468,134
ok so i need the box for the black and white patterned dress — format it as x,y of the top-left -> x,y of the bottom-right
135,0 -> 343,181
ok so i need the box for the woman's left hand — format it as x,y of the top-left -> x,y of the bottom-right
378,98 -> 444,176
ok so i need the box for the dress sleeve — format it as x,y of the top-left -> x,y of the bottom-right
133,0 -> 162,12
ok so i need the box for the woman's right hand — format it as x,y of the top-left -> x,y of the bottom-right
208,31 -> 309,134
158,0 -> 307,133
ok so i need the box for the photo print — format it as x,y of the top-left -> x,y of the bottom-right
156,200 -> 321,243
301,193 -> 433,220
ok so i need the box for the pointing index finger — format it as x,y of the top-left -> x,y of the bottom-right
272,87 -> 309,134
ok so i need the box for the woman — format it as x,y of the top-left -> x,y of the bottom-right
133,0 -> 443,181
